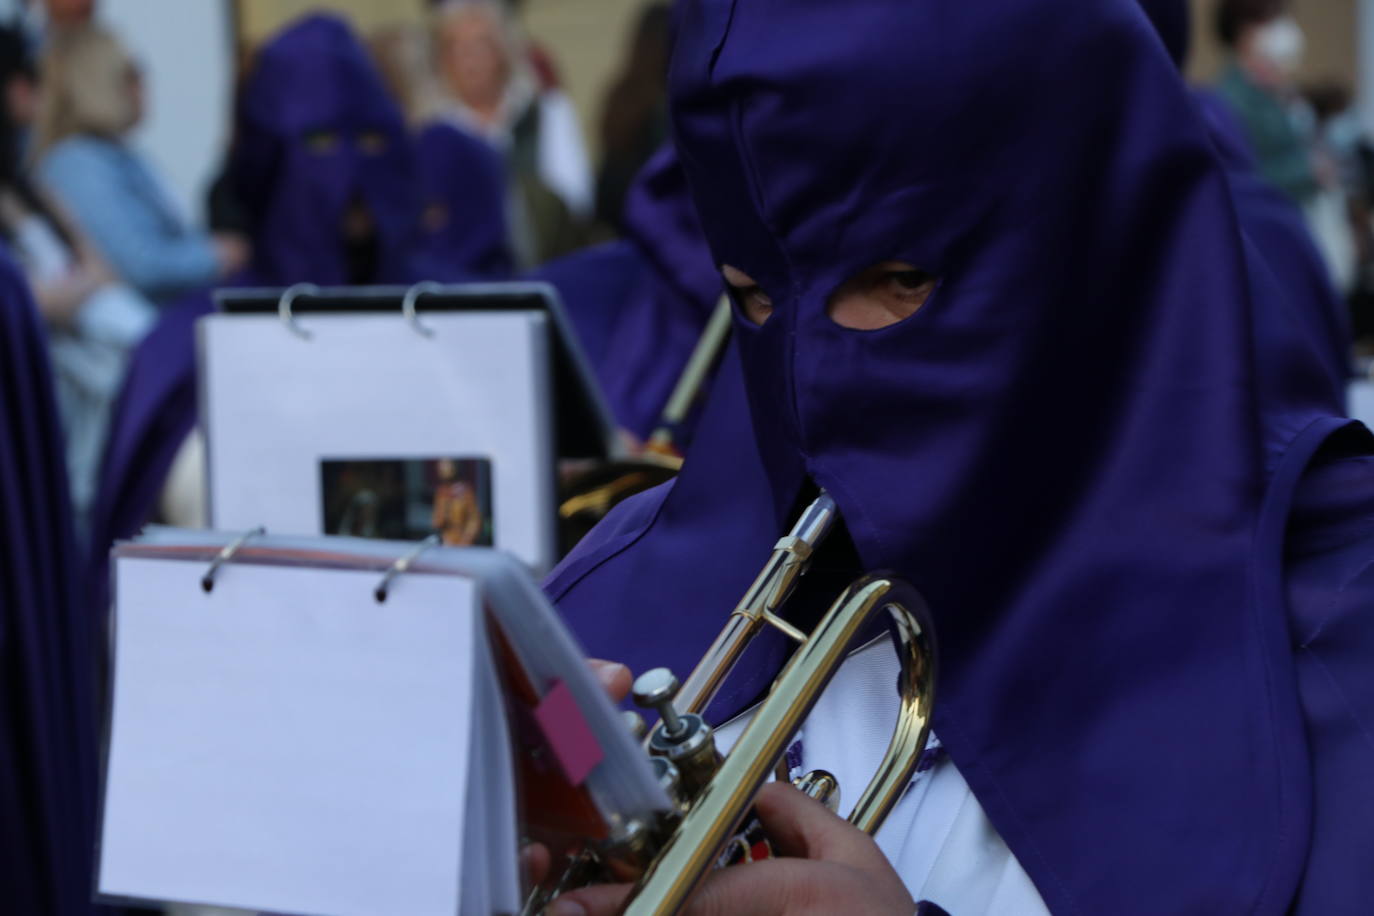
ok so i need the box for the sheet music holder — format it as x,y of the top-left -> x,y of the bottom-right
214,283 -> 618,460
97,528 -> 669,916
201,283 -> 613,573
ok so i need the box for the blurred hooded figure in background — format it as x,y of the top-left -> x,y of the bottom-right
86,13 -> 449,641
547,1 -> 1374,913
415,117 -> 516,280
229,14 -> 427,289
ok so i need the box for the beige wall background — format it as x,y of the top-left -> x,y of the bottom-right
235,0 -> 647,159
1187,0 -> 1358,88
235,0 -> 1366,158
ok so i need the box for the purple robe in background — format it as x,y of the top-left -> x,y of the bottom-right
550,1 -> 1374,911
87,14 -> 451,606
0,247 -> 100,914
1140,0 -> 1352,398
416,123 -> 515,280
534,146 -> 722,440
1198,93 -> 1354,399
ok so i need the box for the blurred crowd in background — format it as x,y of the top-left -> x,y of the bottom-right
0,0 -> 678,537
1,0 -> 1374,543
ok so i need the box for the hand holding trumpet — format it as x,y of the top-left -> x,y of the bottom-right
526,661 -> 917,916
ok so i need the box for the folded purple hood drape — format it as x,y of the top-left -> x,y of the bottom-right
0,247 -> 100,914
535,145 -> 722,440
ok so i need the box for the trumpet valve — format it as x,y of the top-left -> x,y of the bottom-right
793,769 -> 841,813
621,710 -> 649,741
634,668 -> 722,799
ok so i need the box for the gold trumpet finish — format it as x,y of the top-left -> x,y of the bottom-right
669,493 -> 840,722
620,574 -> 937,915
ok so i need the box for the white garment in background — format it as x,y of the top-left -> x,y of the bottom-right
1305,189 -> 1358,296
533,90 -> 594,220
158,427 -> 207,530
12,214 -> 154,532
438,87 -> 594,221
716,639 -> 1050,915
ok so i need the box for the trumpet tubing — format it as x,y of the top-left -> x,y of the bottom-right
622,575 -> 936,915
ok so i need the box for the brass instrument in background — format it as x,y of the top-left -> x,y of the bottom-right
557,297 -> 735,549
528,492 -> 938,915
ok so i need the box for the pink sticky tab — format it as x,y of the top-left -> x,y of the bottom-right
533,680 -> 605,786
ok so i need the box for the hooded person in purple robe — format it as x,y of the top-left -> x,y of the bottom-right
0,247 -> 101,915
86,14 -> 449,619
1139,0 -> 1352,402
535,144 -> 722,442
546,1 -> 1374,912
415,121 -> 515,280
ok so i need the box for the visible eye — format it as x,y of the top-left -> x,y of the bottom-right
357,130 -> 390,155
302,129 -> 340,155
722,264 -> 774,326
885,269 -> 938,297
828,261 -> 938,330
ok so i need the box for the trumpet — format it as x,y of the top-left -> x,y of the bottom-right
532,492 -> 938,914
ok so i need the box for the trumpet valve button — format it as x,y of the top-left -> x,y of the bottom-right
633,668 -> 687,739
793,769 -> 841,813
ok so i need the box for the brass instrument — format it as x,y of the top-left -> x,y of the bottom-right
532,492 -> 938,914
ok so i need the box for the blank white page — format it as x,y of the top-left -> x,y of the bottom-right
200,311 -> 556,572
100,557 -> 481,916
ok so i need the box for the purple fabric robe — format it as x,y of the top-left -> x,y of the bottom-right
534,146 -> 722,440
549,1 -> 1374,911
415,122 -> 515,280
0,246 -> 100,914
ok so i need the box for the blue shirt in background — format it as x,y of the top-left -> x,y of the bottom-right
39,135 -> 218,304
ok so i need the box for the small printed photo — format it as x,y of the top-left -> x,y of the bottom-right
320,457 -> 494,546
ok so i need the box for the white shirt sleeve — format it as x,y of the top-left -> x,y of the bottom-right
715,639 -> 1050,915
535,90 -> 595,220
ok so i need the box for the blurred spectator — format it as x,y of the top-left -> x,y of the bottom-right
428,0 -> 592,265
1213,0 -> 1324,206
0,0 -> 93,45
595,2 -> 671,228
34,24 -> 249,304
0,22 -> 153,532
